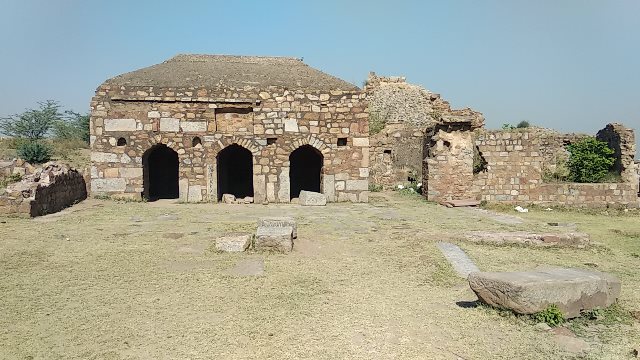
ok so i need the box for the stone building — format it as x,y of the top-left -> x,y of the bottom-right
89,55 -> 369,203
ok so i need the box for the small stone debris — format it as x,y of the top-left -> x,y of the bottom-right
214,233 -> 252,252
222,194 -> 236,204
439,199 -> 481,208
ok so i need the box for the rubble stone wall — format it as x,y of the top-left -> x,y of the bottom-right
425,125 -> 638,207
365,73 -> 484,187
90,84 -> 369,203
0,163 -> 87,217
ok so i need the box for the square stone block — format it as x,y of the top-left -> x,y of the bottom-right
255,226 -> 293,253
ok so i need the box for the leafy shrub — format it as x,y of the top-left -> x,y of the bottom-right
566,137 -> 615,183
501,123 -> 515,130
532,304 -> 564,326
516,120 -> 530,128
17,141 -> 53,164
542,157 -> 570,182
394,181 -> 423,195
368,183 -> 383,192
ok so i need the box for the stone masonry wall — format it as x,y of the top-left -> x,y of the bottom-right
90,85 -> 369,203
365,73 -> 484,187
425,125 -> 638,208
470,126 -> 638,207
0,163 -> 87,217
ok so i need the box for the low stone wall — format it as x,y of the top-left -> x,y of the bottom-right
424,124 -> 639,208
0,163 -> 87,217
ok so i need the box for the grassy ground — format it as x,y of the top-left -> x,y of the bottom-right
0,193 -> 638,359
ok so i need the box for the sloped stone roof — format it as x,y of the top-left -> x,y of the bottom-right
105,54 -> 359,91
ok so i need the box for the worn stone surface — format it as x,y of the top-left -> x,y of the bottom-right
257,216 -> 297,239
436,242 -> 480,278
215,233 -> 252,252
468,268 -> 622,318
90,54 -> 369,204
255,225 -> 293,253
298,190 -> 326,206
465,231 -> 590,247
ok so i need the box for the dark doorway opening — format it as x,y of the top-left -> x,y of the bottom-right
289,145 -> 323,199
217,144 -> 254,200
143,144 -> 179,201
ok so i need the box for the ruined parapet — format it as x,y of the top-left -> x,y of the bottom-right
0,162 -> 87,217
596,123 -> 637,185
0,158 -> 37,178
469,126 -> 638,208
365,72 -> 484,187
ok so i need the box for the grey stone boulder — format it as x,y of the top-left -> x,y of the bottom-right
468,268 -> 621,318
257,216 -> 297,239
298,190 -> 326,206
255,225 -> 293,253
215,233 -> 252,252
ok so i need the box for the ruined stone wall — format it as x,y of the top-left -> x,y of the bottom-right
470,126 -> 638,207
0,163 -> 87,217
90,85 -> 369,203
596,123 -> 637,183
365,73 -> 483,187
424,124 -> 638,207
424,124 -> 475,201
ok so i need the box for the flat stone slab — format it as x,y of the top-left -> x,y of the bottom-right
469,268 -> 621,318
465,231 -> 589,247
257,216 -> 297,239
436,242 -> 480,278
215,232 -> 252,252
255,225 -> 293,253
226,258 -> 265,276
298,190 -> 326,206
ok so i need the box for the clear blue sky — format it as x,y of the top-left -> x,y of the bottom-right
1,0 -> 638,144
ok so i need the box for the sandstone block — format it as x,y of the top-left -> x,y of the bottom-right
346,179 -> 368,191
257,216 -> 297,239
160,117 -> 180,132
180,121 -> 206,132
468,268 -> 621,318
91,178 -> 126,192
299,190 -> 326,206
255,225 -> 293,253
104,118 -> 137,132
215,233 -> 252,252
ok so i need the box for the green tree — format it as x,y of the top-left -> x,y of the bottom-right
0,100 -> 62,140
53,111 -> 90,143
566,137 -> 615,183
516,120 -> 530,128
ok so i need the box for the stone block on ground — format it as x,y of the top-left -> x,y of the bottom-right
215,232 -> 252,252
222,193 -> 236,204
468,268 -> 621,318
255,225 -> 293,253
242,197 -> 254,204
257,216 -> 297,239
298,190 -> 326,206
465,231 -> 589,247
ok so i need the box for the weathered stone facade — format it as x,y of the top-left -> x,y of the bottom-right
90,55 -> 369,203
365,73 -> 483,186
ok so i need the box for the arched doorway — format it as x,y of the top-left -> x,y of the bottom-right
217,144 -> 254,200
142,144 -> 179,201
289,145 -> 323,199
